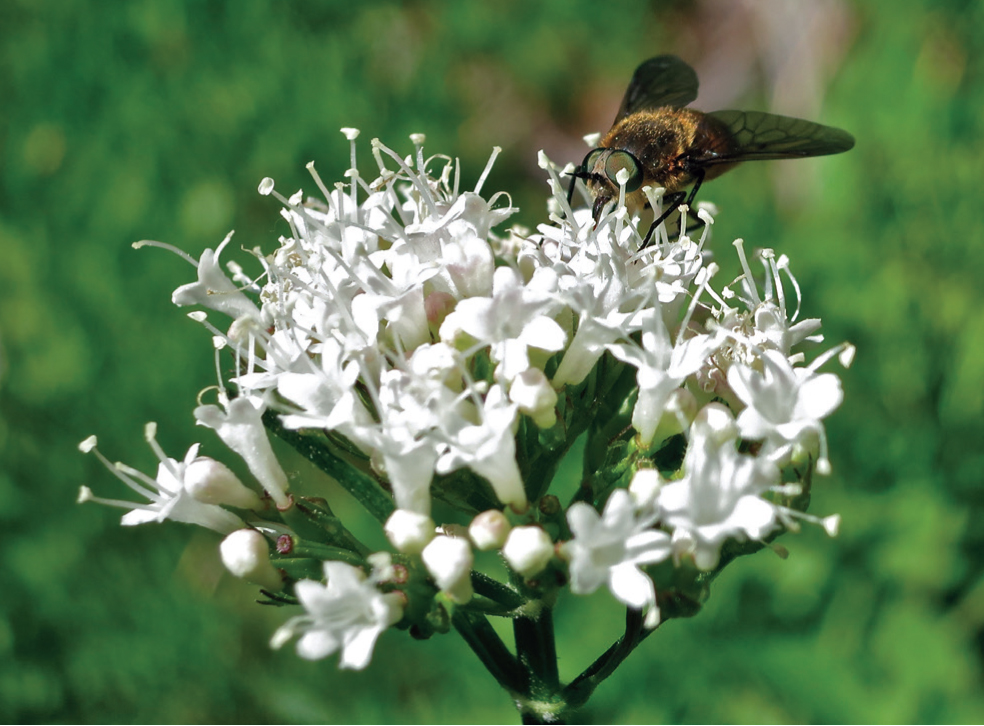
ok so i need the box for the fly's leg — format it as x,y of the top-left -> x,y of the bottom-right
640,169 -> 706,249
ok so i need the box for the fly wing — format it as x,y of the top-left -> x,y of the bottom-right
613,55 -> 699,125
698,110 -> 855,164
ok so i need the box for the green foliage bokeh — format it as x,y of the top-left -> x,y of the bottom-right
2,0 -> 984,722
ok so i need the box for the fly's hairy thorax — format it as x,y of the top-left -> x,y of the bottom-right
600,107 -> 705,194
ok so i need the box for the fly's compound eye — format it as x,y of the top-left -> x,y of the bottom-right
580,149 -> 604,177
604,151 -> 643,193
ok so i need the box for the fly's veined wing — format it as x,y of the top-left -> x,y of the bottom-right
613,55 -> 699,125
700,110 -> 856,164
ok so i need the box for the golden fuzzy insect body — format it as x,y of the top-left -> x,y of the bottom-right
568,55 -> 854,247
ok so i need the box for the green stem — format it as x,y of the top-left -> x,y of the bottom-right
472,571 -> 525,609
452,610 -> 526,695
514,604 -> 559,694
279,498 -> 370,556
287,540 -> 366,567
459,595 -> 519,617
562,609 -> 645,710
263,412 -> 394,523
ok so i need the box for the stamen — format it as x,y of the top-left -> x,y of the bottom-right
305,161 -> 335,211
474,146 -> 501,195
732,239 -> 762,308
132,239 -> 200,267
678,262 -> 717,336
373,139 -> 439,218
537,151 -> 580,240
775,254 -> 803,323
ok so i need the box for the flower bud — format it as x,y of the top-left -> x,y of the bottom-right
468,509 -> 511,551
649,387 -> 698,444
384,509 -> 435,554
692,402 -> 738,445
424,291 -> 457,335
184,457 -> 262,510
422,535 -> 473,603
220,529 -> 283,591
628,469 -> 663,509
502,525 -> 554,578
509,368 -> 558,428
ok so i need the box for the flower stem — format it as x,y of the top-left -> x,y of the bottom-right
514,606 -> 559,693
262,412 -> 394,523
511,604 -> 569,723
452,610 -> 526,695
472,571 -> 525,609
562,608 -> 645,710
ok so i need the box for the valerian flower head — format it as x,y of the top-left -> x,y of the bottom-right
83,129 -> 849,685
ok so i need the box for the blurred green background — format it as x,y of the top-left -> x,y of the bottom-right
2,0 -> 983,722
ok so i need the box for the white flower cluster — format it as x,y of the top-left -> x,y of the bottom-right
79,130 -> 850,669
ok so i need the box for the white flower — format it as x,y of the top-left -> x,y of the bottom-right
274,338 -> 375,444
657,404 -> 781,569
509,368 -> 558,429
562,489 -> 670,627
550,270 -> 641,388
628,468 -> 663,510
170,232 -> 263,322
436,384 -> 526,511
364,367 -> 448,515
271,560 -> 404,669
440,266 -> 566,382
77,425 -> 244,534
608,309 -> 721,446
439,224 -> 495,299
184,457 -> 263,510
696,243 -> 824,406
728,349 -> 843,471
195,396 -> 291,508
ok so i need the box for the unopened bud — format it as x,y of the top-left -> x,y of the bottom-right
509,368 -> 558,428
384,509 -> 435,554
502,525 -> 554,578
651,388 -> 697,443
628,469 -> 663,509
422,535 -> 473,603
185,458 -> 262,510
468,510 -> 511,551
367,551 -> 397,581
424,291 -> 457,333
220,529 -> 283,591
693,402 -> 738,444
